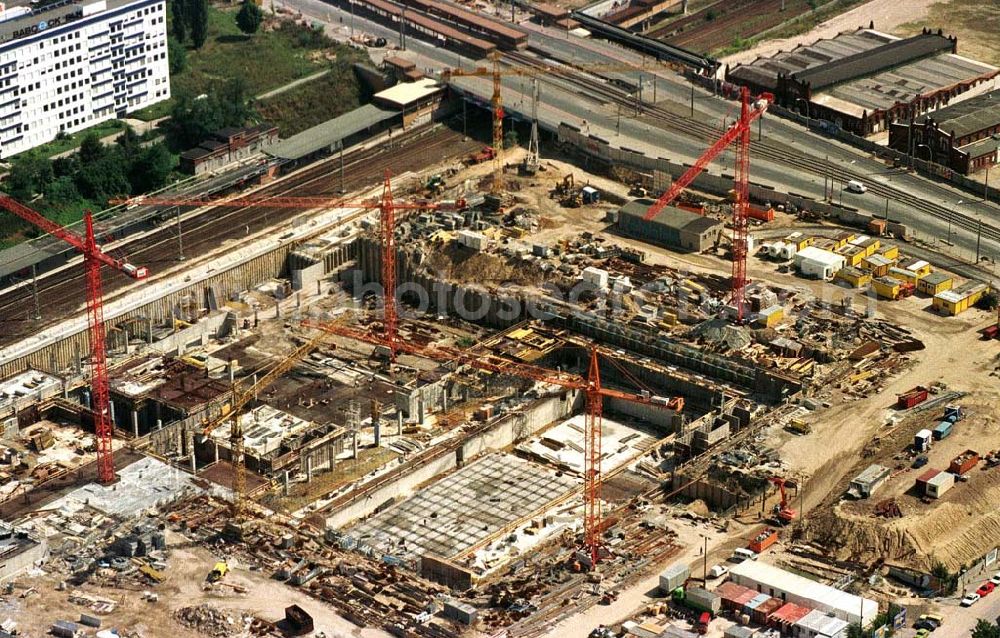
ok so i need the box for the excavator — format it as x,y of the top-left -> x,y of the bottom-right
769,477 -> 796,525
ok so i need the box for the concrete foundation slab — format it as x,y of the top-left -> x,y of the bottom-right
346,453 -> 575,562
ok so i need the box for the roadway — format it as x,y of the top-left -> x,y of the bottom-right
291,0 -> 999,282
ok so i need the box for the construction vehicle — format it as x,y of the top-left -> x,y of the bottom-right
465,146 -> 496,166
207,561 -> 228,583
768,477 -> 796,525
554,173 -> 581,207
425,174 -> 445,193
785,419 -> 811,435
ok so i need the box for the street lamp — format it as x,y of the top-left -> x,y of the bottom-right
915,143 -> 933,163
795,97 -> 810,120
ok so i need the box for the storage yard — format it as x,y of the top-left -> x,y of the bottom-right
0,1 -> 998,637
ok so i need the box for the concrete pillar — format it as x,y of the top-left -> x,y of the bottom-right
397,410 -> 403,436
296,292 -> 301,308
441,392 -> 448,412
109,401 -> 116,427
214,441 -> 220,463
373,420 -> 381,448
306,454 -> 313,483
317,280 -> 322,295
284,471 -> 290,496
74,342 -> 82,374
147,318 -> 153,344
417,394 -> 425,425
254,309 -> 259,327
186,429 -> 195,471
132,410 -> 139,438
62,380 -> 69,399
228,360 -> 236,384
352,431 -> 359,459
157,419 -> 163,430
275,301 -> 281,318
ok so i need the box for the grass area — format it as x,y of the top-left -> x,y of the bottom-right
711,0 -> 867,57
897,0 -> 1000,66
29,120 -> 127,158
255,66 -> 366,137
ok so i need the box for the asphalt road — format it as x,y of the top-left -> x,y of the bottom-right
288,0 -> 1000,282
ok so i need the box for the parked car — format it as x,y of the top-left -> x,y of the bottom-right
708,565 -> 729,579
918,613 -> 944,626
914,619 -> 939,631
977,582 -> 995,597
962,592 -> 981,606
846,180 -> 867,194
915,629 -> 931,638
912,455 -> 929,469
990,572 -> 1000,586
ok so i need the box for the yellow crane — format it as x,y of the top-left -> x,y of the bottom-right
200,317 -> 346,525
442,52 -> 670,194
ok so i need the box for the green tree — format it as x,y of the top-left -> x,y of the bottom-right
129,143 -> 175,194
7,154 -> 54,201
188,0 -> 208,49
977,289 -> 998,310
75,150 -> 131,201
78,133 -> 106,165
168,36 -> 187,74
236,0 -> 263,35
42,176 -> 81,205
116,125 -> 142,162
171,0 -> 187,42
503,129 -> 519,149
973,620 -> 1000,638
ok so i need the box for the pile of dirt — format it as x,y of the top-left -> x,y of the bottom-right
423,245 -> 545,286
805,470 -> 1000,571
174,605 -> 255,638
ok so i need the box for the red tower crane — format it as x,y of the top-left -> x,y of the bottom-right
0,198 -> 148,484
113,172 -> 465,363
307,317 -> 683,565
644,87 -> 773,322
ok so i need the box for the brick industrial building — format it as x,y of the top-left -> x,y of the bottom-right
726,29 -> 998,136
888,89 -> 1000,174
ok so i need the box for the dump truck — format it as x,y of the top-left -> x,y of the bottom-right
465,146 -> 495,165
207,561 -> 228,583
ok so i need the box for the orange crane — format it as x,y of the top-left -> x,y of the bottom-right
442,52 -> 667,194
112,172 -> 465,363
197,322 -> 342,523
0,198 -> 148,484
307,317 -> 683,565
643,87 -> 773,323
768,476 -> 796,525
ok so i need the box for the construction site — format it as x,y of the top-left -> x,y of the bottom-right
1,2 -> 999,637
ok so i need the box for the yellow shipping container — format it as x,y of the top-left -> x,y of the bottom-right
933,282 -> 987,315
835,267 -> 872,288
836,244 -> 867,267
878,245 -> 900,260
872,277 -> 901,300
862,254 -> 894,277
887,267 -> 920,285
916,273 -> 953,296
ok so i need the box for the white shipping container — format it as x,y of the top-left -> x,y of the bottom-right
582,266 -> 609,289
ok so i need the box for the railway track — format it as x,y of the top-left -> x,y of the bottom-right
504,51 -> 1000,246
0,125 -> 476,349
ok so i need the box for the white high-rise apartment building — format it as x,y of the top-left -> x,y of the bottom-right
0,0 -> 170,158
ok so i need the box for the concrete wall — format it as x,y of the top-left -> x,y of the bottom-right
0,537 -> 49,582
325,392 -> 579,529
